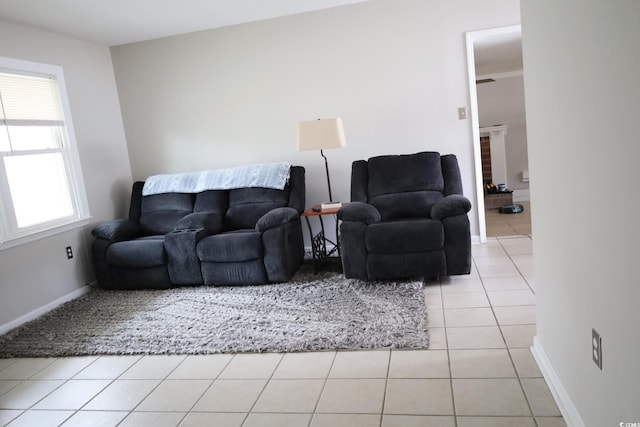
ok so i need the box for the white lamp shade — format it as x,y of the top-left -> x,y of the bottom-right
296,118 -> 347,151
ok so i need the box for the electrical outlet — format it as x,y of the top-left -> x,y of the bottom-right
592,328 -> 602,370
66,246 -> 73,259
458,107 -> 468,120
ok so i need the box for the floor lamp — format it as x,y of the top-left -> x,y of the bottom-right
297,118 -> 347,209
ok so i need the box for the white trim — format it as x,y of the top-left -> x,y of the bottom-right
466,32 -> 487,243
53,65 -> 91,220
471,234 -> 481,245
531,337 -> 587,427
0,285 -> 92,335
0,216 -> 91,251
466,24 -> 522,244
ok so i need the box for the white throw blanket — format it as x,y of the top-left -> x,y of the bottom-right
142,162 -> 292,196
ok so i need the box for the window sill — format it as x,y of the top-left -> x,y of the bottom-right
0,217 -> 92,251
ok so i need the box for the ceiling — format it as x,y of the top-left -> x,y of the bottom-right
0,0 -> 370,46
474,31 -> 523,77
1,1 -> 521,77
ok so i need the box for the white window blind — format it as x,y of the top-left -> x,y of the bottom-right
0,72 -> 64,124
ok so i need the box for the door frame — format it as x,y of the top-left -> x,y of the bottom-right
465,24 -> 522,243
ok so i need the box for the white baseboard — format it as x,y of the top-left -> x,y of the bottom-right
531,337 -> 586,427
0,285 -> 92,335
513,189 -> 530,202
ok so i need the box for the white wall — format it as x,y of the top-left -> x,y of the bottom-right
521,1 -> 640,425
0,20 -> 132,328
111,0 -> 521,243
477,75 -> 529,191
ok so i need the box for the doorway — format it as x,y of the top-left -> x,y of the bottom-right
465,25 -> 531,241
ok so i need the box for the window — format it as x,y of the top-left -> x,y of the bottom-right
0,57 -> 89,248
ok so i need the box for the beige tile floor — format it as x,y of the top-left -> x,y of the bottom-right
0,236 -> 566,427
486,201 -> 532,237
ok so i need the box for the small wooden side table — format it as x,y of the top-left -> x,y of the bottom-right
301,204 -> 342,273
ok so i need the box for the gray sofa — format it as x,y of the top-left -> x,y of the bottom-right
338,152 -> 471,280
91,166 -> 305,289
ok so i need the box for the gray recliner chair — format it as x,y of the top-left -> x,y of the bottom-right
338,152 -> 471,280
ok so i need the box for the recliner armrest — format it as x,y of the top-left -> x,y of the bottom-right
255,207 -> 300,232
337,202 -> 381,224
431,195 -> 472,220
91,219 -> 141,242
176,212 -> 223,233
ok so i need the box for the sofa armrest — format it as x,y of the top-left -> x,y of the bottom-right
431,195 -> 472,220
91,219 -> 141,242
255,207 -> 300,232
337,202 -> 381,224
176,212 -> 223,234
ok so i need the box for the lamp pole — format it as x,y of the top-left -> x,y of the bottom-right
320,149 -> 333,202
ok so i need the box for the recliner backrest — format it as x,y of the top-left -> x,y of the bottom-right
351,152 -> 461,221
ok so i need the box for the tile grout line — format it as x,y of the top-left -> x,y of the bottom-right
498,235 -> 536,296
113,356 -> 165,426
236,353 -> 285,426
438,273 -> 458,426
487,237 -> 537,420
308,351 -> 338,427
376,349 -> 392,427
71,354 -> 184,425
19,358 -> 72,421
173,354 -> 235,426
76,356 -> 138,426
45,356 -> 115,425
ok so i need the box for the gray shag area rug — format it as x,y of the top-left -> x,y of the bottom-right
0,263 -> 428,357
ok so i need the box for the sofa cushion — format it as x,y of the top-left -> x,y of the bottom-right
106,236 -> 166,268
365,219 -> 444,253
139,192 -> 195,235
197,230 -> 262,262
194,190 -> 228,215
225,187 -> 290,230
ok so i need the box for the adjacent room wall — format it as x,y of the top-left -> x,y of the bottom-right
477,75 -> 529,192
111,0 -> 521,242
0,20 -> 132,328
521,1 -> 640,425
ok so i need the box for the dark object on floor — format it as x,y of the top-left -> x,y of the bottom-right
499,204 -> 524,214
338,151 -> 472,281
91,166 -> 306,289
